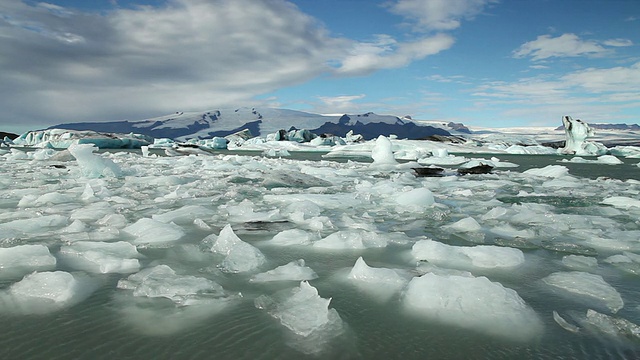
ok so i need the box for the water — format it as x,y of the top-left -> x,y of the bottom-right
1,149 -> 640,359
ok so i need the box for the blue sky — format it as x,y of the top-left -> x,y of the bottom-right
0,0 -> 638,133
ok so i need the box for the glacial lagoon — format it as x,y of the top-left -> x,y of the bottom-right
1,145 -> 640,359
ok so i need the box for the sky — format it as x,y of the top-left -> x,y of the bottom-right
0,0 -> 639,133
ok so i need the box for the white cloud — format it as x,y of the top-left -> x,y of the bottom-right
335,33 -> 455,75
513,33 -> 633,61
0,0 -> 461,130
388,0 -> 497,31
317,95 -> 366,112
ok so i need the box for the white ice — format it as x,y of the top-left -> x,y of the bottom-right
313,230 -> 387,249
122,217 -> 186,245
0,245 -> 57,279
68,144 -> 123,178
542,271 -> 624,313
57,241 -> 141,274
250,259 -> 318,282
346,257 -> 409,301
411,239 -> 525,271
402,273 -> 542,340
209,224 -> 266,273
267,229 -> 319,246
0,271 -> 97,314
370,135 -> 397,165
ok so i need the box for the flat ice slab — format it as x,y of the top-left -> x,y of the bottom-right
542,271 -> 624,313
402,273 -> 542,340
411,239 -> 525,270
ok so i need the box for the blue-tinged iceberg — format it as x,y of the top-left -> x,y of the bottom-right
11,129 -> 152,149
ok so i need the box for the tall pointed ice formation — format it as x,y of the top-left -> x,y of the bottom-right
560,115 -> 606,155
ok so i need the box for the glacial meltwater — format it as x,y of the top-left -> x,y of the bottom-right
1,147 -> 640,359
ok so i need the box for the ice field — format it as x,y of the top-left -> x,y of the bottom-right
1,140 -> 640,359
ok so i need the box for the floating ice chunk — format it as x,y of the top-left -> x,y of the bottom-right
152,205 -> 215,225
210,224 -> 266,273
223,199 -> 282,223
371,135 -> 397,164
601,196 -> 640,209
122,218 -> 185,245
583,309 -> 640,342
443,216 -> 482,232
96,213 -> 127,228
523,165 -> 570,178
250,259 -> 318,283
314,230 -> 387,249
402,273 -> 542,340
346,257 -> 409,301
0,271 -> 97,314
256,281 -> 343,338
412,239 -> 524,270
68,143 -> 122,178
562,255 -> 598,271
0,214 -> 69,234
553,311 -> 580,333
542,271 -> 624,313
117,265 -> 225,305
58,241 -> 141,274
395,188 -> 435,208
0,245 -> 57,279
268,229 -> 318,246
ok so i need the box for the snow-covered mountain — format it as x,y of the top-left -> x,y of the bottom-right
49,107 -> 462,141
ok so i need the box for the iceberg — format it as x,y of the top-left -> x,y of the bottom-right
402,273 -> 542,340
370,135 -> 397,165
68,144 -> 123,178
560,116 -> 607,156
346,257 -> 409,301
12,129 -> 151,149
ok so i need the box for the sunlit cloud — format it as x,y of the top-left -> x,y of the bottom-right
387,0 -> 498,31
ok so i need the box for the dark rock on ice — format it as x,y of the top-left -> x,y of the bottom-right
412,167 -> 445,177
457,164 -> 494,175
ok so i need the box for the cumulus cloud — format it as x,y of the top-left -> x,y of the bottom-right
513,33 -> 632,61
388,0 -> 497,31
0,0 -> 466,130
335,33 -> 455,76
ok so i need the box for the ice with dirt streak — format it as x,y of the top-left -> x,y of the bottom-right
402,273 -> 542,341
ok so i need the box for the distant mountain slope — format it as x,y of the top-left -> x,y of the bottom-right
50,107 -> 457,141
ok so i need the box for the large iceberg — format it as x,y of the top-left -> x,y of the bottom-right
12,129 -> 151,149
560,116 -> 607,155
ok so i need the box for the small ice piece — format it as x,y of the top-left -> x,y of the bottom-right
210,224 -> 266,273
443,216 -> 482,233
542,271 -> 624,313
601,196 -> 640,209
402,273 -> 542,340
523,165 -> 570,178
562,255 -> 598,271
117,265 -> 224,305
371,135 -> 397,164
68,143 -> 122,178
347,257 -> 409,301
57,241 -> 141,274
256,281 -> 342,337
553,311 -> 580,333
395,188 -> 435,208
313,230 -> 387,249
122,218 -> 185,244
268,229 -> 317,246
0,245 -> 57,279
250,259 -> 318,283
411,239 -> 525,270
152,205 -> 215,225
1,271 -> 97,314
